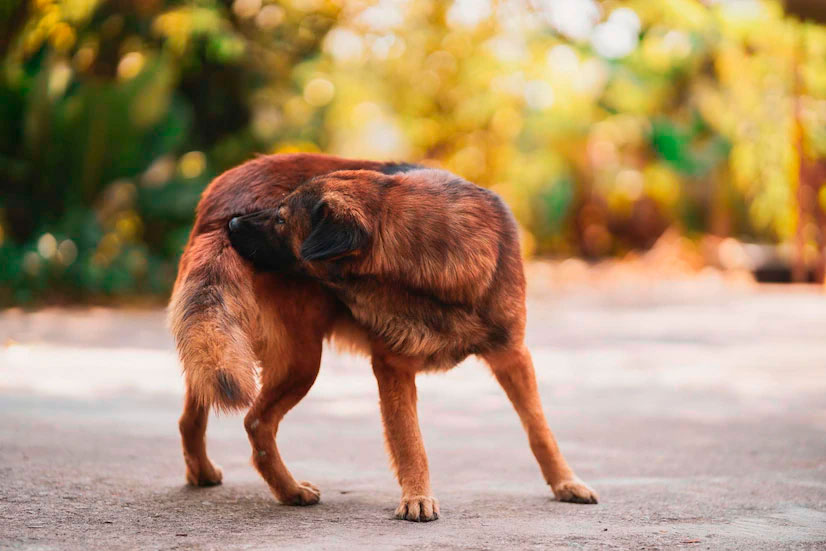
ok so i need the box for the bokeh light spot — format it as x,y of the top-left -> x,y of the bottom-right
37,233 -> 58,260
256,5 -> 285,30
303,78 -> 335,107
591,21 -> 638,59
232,0 -> 261,19
523,80 -> 555,110
179,151 -> 206,179
47,62 -> 72,99
447,0 -> 491,28
117,51 -> 145,80
57,240 -> 78,266
324,28 -> 365,63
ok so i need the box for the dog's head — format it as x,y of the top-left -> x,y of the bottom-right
227,170 -> 384,272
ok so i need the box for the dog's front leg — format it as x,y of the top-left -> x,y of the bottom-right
371,346 -> 439,522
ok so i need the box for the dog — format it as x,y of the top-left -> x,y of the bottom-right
227,168 -> 525,369
169,154 -> 597,523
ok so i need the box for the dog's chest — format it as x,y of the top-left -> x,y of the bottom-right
333,280 -> 487,363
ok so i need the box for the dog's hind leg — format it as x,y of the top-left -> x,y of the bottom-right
483,344 -> 599,504
244,348 -> 322,505
179,387 -> 223,486
371,344 -> 439,522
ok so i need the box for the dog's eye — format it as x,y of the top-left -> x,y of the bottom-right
275,215 -> 285,225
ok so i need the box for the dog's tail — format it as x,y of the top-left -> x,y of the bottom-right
168,230 -> 259,412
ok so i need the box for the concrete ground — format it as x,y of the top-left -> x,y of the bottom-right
1,276 -> 825,550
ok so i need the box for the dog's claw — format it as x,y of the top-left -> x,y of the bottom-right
395,495 -> 440,522
552,478 -> 599,504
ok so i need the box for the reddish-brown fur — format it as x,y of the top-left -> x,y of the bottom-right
170,153 -> 597,522
248,169 -> 524,368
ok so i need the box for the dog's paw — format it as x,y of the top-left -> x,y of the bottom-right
395,495 -> 440,522
284,481 -> 321,506
552,478 -> 598,504
185,463 -> 223,487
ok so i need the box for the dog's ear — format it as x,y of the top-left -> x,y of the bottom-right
300,200 -> 368,261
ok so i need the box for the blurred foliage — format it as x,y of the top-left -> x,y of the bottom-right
1,0 -> 826,304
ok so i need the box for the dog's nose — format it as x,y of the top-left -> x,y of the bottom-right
228,217 -> 242,232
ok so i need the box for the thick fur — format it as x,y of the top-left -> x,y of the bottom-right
169,154 -> 390,411
168,230 -> 260,411
227,168 -> 523,367
225,165 -> 599,517
173,154 -> 597,522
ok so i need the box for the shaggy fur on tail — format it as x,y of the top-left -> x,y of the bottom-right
168,230 -> 260,411
168,154 -> 398,411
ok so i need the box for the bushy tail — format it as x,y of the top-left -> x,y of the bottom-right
168,230 -> 259,412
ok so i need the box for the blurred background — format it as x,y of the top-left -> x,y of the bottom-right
3,4 -> 826,547
2,0 -> 826,305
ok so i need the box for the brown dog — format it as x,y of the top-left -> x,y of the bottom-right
225,165 -> 598,519
169,154 -> 597,523
228,168 -> 523,368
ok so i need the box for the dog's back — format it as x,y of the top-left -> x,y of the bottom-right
319,168 -> 526,367
369,168 -> 512,303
